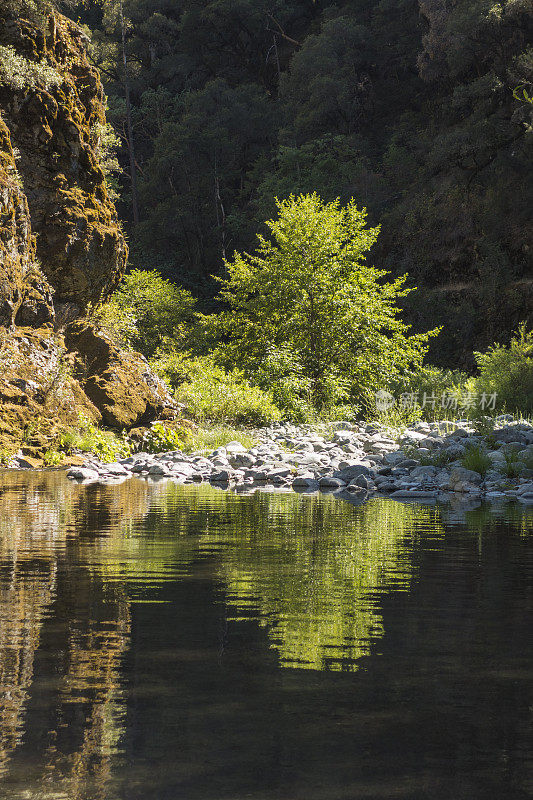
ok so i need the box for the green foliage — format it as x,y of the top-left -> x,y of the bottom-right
140,420 -> 258,454
180,426 -> 257,454
90,120 -> 122,201
43,448 -> 63,466
58,416 -> 132,462
74,0 -> 532,362
152,352 -> 282,426
500,447 -> 523,479
518,450 -> 533,471
0,45 -> 62,90
213,194 -> 437,411
472,416 -> 497,438
141,421 -> 186,454
102,270 -> 197,357
472,324 -> 533,415
86,298 -> 138,350
460,445 -> 492,476
418,450 -> 454,468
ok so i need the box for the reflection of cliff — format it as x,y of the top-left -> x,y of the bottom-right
0,470 -> 152,791
0,554 -> 56,775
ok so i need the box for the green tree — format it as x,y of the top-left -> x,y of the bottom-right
214,193 -> 437,410
109,269 -> 197,358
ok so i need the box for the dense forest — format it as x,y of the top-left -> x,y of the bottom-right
74,0 -> 533,365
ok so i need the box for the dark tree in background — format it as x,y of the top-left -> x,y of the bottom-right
77,0 -> 533,364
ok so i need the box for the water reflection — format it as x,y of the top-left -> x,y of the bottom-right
0,470 -> 531,799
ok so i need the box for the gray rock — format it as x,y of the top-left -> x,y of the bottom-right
210,470 -> 232,482
333,464 -> 374,481
102,462 -> 130,476
389,490 -> 438,498
318,477 -> 346,489
450,467 -> 483,485
292,475 -> 319,489
66,467 -> 99,480
410,465 -> 438,478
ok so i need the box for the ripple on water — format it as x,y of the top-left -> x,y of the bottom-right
0,470 -> 532,799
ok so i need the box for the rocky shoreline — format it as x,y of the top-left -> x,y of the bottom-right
48,417 -> 533,506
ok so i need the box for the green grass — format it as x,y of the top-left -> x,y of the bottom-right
181,425 -> 257,454
140,421 -> 258,455
418,450 -> 454,468
460,445 -> 492,476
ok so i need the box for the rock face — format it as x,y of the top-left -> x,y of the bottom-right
0,326 -> 100,457
0,6 -> 175,455
0,117 -> 54,327
0,4 -> 127,317
65,322 -> 177,429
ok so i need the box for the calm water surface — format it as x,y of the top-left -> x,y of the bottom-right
0,470 -> 532,800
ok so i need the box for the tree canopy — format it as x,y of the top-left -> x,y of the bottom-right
213,194 -> 436,411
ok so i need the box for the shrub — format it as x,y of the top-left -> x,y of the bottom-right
0,45 -> 61,90
141,422 -> 186,453
392,365 -> 469,421
90,121 -> 122,201
153,352 -> 282,426
99,270 -> 197,358
472,323 -> 533,415
58,417 -> 131,463
460,445 -> 492,475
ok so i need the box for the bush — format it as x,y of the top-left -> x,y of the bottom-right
152,352 -> 282,426
98,270 -> 197,358
56,417 -> 131,463
0,45 -> 61,90
141,421 -> 187,453
393,365 -> 469,420
472,323 -> 533,415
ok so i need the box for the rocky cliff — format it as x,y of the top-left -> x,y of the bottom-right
0,2 -> 127,320
0,2 -> 175,460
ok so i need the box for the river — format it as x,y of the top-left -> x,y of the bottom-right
0,471 -> 531,799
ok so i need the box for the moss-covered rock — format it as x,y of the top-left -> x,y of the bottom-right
64,321 -> 177,429
0,326 -> 100,459
0,8 -> 176,453
0,115 -> 54,327
0,5 -> 127,317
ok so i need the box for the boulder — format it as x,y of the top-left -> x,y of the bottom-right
64,321 -> 177,428
333,464 -> 374,481
450,467 -> 483,486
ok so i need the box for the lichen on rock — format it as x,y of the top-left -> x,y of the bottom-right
64,321 -> 177,429
0,115 -> 54,327
0,6 -> 176,456
0,326 -> 101,459
0,4 -> 127,317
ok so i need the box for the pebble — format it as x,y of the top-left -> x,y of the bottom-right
50,418 -> 533,508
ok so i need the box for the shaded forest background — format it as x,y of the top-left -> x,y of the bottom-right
75,0 -> 533,366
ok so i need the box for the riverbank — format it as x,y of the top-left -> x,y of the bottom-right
47,417 -> 533,505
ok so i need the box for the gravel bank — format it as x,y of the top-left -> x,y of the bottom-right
56,417 -> 533,506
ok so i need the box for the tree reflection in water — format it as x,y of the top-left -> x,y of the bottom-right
0,472 -> 531,799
